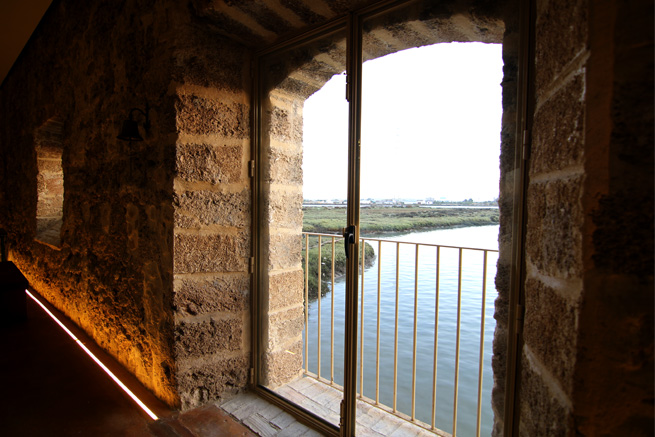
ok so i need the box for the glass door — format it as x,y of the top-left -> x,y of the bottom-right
254,2 -> 511,436
255,23 -> 350,433
357,2 -> 504,436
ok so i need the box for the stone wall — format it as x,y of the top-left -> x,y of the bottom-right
517,0 -> 653,435
573,0 -> 653,434
517,0 -> 590,433
0,0 -> 190,407
35,117 -> 64,247
171,22 -> 252,409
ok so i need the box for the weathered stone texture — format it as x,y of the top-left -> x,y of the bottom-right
531,73 -> 585,175
262,339 -> 303,388
176,95 -> 249,138
174,189 -> 250,229
490,323 -> 508,424
265,147 -> 303,185
173,29 -> 249,92
267,233 -> 302,270
269,105 -> 303,144
265,190 -> 303,229
175,317 -> 243,359
523,278 -> 577,391
267,306 -> 304,350
174,274 -> 249,317
176,143 -> 243,184
178,355 -> 250,410
268,269 -> 304,311
525,177 -> 584,278
535,0 -> 588,94
0,0 -> 181,406
519,355 -> 571,436
174,233 -> 249,273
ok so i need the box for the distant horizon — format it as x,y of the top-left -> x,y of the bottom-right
302,196 -> 499,202
302,42 -> 503,202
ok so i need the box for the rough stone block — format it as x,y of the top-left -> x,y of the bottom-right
493,262 -> 511,323
35,143 -> 64,159
264,190 -> 303,229
174,189 -> 250,229
535,0 -> 588,92
176,95 -> 249,138
175,143 -> 243,184
44,176 -> 63,195
267,306 -> 304,350
174,274 -> 249,317
531,73 -> 585,175
523,278 -> 577,392
173,32 -> 247,92
264,147 -> 303,186
262,339 -> 303,388
36,198 -> 61,217
491,323 -> 507,422
175,317 -> 243,359
37,158 -> 63,174
526,177 -> 583,278
177,355 -> 250,410
174,233 -> 249,273
268,269 -> 304,311
519,354 -> 571,436
268,105 -> 303,144
267,233 -> 302,270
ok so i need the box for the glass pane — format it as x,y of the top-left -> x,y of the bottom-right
359,2 -> 504,435
258,27 -> 348,428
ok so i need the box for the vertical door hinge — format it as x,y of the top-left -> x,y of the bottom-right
249,160 -> 255,178
249,257 -> 255,274
339,400 -> 345,428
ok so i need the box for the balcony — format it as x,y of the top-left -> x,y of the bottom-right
283,232 -> 499,436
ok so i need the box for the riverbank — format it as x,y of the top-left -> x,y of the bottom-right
303,239 -> 375,298
303,206 -> 499,235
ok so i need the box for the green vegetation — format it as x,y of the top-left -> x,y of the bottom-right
303,206 -> 499,235
302,238 -> 375,299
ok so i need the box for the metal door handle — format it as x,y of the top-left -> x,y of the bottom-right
342,225 -> 356,258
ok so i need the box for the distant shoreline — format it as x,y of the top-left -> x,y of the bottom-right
302,206 -> 499,235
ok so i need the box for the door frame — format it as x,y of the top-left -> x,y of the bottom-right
249,1 -> 531,435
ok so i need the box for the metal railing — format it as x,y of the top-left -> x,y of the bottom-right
301,231 -> 498,437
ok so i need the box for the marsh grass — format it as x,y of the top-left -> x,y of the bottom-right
303,206 -> 499,235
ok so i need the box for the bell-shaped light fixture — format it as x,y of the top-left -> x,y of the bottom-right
117,102 -> 150,142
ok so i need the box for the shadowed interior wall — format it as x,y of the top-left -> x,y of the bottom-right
0,0 -> 187,406
518,0 -> 653,435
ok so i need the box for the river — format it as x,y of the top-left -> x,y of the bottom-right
304,225 -> 499,436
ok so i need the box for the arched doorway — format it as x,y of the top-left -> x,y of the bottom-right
252,1 -> 516,435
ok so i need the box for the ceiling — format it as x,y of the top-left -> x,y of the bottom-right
0,0 -> 53,85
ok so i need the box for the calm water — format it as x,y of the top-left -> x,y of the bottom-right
304,225 -> 499,436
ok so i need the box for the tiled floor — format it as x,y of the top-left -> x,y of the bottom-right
224,377 -> 449,437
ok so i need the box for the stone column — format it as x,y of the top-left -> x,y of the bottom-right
259,89 -> 305,388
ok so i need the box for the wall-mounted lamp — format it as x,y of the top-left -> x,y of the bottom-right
117,102 -> 150,142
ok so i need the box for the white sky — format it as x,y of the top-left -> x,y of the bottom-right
302,42 -> 503,202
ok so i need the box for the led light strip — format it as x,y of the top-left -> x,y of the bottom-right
25,290 -> 159,421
